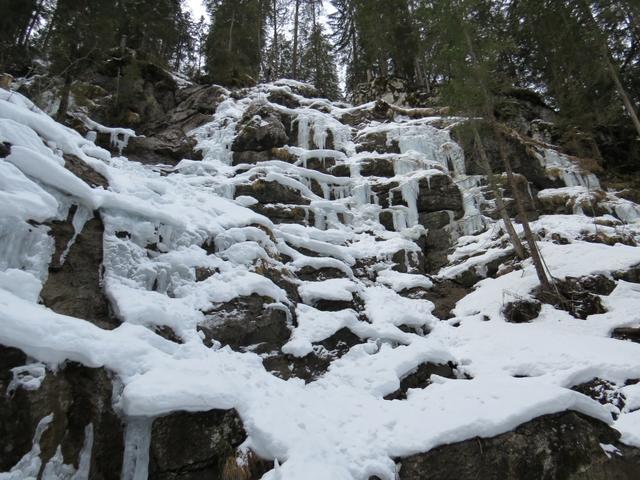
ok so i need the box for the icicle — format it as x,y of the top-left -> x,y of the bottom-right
59,205 -> 93,266
400,179 -> 419,227
110,131 -> 131,156
320,183 -> 331,200
121,417 -> 153,480
296,116 -> 312,150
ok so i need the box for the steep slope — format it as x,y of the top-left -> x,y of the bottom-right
1,80 -> 640,479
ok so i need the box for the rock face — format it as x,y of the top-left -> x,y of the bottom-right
41,211 -> 117,330
398,412 -> 640,480
0,357 -> 124,479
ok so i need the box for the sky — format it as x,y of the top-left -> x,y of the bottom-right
186,0 -> 207,20
184,1 -> 336,23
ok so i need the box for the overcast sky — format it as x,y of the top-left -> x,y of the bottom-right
184,1 -> 336,23
186,0 -> 207,20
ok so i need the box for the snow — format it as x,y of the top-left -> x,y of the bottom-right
282,305 -> 360,357
298,278 -> 357,304
363,285 -> 437,329
376,269 -> 433,291
1,82 -> 640,479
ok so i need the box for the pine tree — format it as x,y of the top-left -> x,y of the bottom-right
0,0 -> 53,72
117,0 -> 185,65
509,0 -> 625,134
48,0 -> 119,120
299,23 -> 341,99
437,0 -> 552,293
204,0 -> 265,86
330,0 -> 417,92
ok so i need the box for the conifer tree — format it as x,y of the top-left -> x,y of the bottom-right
204,0 -> 265,86
299,23 -> 341,99
48,0 -> 118,120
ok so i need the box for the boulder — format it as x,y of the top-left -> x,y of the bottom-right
235,179 -> 310,205
232,104 -> 289,152
360,157 -> 396,177
398,411 -> 640,480
384,362 -> 457,400
149,409 -> 269,480
503,299 -> 542,323
199,295 -> 290,354
355,131 -> 400,154
388,175 -> 463,216
263,327 -> 362,382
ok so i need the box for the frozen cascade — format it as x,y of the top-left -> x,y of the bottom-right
457,175 -> 488,236
296,115 -> 312,150
538,149 -> 601,189
400,179 -> 420,227
387,124 -> 466,177
191,96 -> 239,166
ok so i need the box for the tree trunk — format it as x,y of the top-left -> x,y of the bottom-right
605,55 -> 640,139
228,7 -> 236,52
271,0 -> 278,79
497,128 -> 552,293
461,24 -> 551,292
57,72 -> 72,123
21,0 -> 45,47
579,0 -> 640,139
292,0 -> 300,79
473,128 -> 527,260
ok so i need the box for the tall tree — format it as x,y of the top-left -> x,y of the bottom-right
205,0 -> 265,86
299,23 -> 341,99
48,0 -> 118,120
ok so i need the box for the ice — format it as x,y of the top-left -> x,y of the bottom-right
41,424 -> 93,480
73,113 -> 136,156
121,418 -> 153,480
537,148 -> 601,189
0,414 -> 53,480
7,362 -> 46,395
